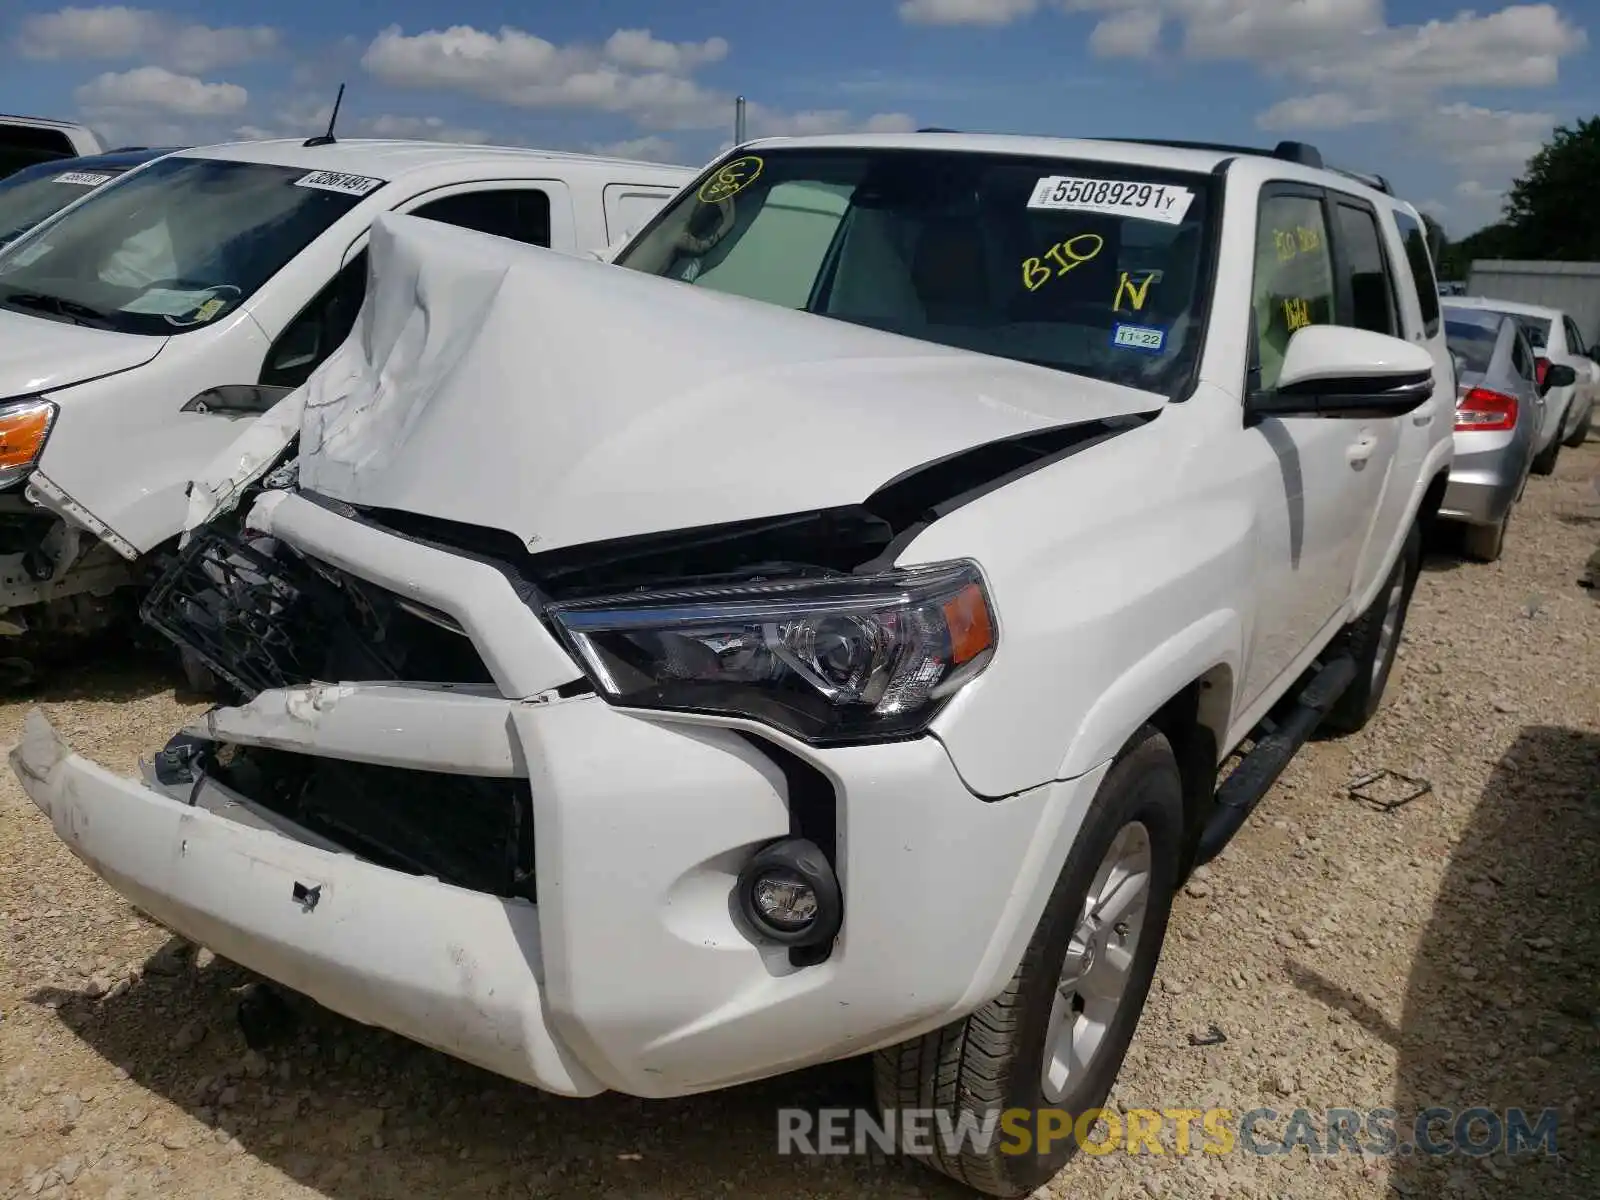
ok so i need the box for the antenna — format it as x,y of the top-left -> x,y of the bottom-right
303,83 -> 345,148
734,95 -> 747,145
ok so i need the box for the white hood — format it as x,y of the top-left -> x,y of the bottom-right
190,211 -> 1163,552
0,306 -> 165,399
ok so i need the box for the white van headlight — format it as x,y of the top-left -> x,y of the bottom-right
0,397 -> 57,490
546,560 -> 996,743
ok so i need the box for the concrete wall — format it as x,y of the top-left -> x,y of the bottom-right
1467,259 -> 1600,346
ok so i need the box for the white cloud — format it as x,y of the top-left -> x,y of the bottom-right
1255,92 -> 1387,131
359,114 -> 492,144
1177,0 -> 1383,61
897,0 -> 1040,24
602,29 -> 728,73
15,6 -> 279,72
1089,10 -> 1163,57
744,106 -> 918,137
74,66 -> 248,117
360,23 -> 730,129
1425,102 -> 1554,170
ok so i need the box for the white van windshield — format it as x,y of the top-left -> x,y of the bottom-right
0,155 -> 378,335
613,146 -> 1218,397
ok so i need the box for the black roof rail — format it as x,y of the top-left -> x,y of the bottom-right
1328,166 -> 1393,195
1098,137 -> 1325,169
916,126 -> 961,133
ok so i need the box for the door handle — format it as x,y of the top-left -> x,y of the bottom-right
1346,432 -> 1378,467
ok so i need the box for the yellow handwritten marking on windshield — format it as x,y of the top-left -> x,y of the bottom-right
1283,296 -> 1312,332
1114,271 -> 1156,312
1022,232 -> 1104,292
698,156 -> 763,204
192,297 -> 226,323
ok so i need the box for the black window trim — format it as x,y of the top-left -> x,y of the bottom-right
1327,190 -> 1402,340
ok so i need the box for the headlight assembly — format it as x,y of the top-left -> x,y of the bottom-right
0,397 -> 56,490
545,560 -> 997,743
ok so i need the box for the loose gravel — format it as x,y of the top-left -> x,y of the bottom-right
3,444 -> 1597,1200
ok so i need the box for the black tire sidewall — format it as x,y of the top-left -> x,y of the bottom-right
998,728 -> 1184,1186
1326,521 -> 1420,733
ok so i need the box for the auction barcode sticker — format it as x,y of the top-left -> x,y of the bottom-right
1029,176 -> 1195,225
53,171 -> 114,187
294,170 -> 385,197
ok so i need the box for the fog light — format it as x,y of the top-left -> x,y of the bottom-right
736,837 -> 842,948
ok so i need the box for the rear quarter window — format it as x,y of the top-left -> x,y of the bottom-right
1444,317 -> 1499,374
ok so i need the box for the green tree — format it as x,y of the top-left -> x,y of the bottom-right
1501,115 -> 1600,260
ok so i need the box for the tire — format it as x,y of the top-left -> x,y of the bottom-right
873,725 -> 1184,1198
1323,519 -> 1421,735
1563,403 -> 1593,448
1530,434 -> 1561,476
1460,508 -> 1510,564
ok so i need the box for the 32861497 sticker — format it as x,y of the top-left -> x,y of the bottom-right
1029,176 -> 1195,226
52,171 -> 114,187
294,170 -> 385,197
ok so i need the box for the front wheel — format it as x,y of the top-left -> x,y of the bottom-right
874,725 -> 1183,1197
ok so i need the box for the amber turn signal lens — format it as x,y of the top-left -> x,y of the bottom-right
0,400 -> 55,474
943,582 -> 995,666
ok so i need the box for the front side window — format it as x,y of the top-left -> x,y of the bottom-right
409,188 -> 552,248
0,156 -> 374,335
1513,314 -> 1552,352
614,148 -> 1217,398
1392,210 -> 1440,337
1251,192 -> 1335,390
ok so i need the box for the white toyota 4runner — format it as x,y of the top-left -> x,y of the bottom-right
13,133 -> 1453,1196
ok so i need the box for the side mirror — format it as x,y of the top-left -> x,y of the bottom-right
181,384 -> 296,416
1539,362 -> 1577,395
1247,325 -> 1435,421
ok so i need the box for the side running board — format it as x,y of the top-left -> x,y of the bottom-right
1193,655 -> 1357,866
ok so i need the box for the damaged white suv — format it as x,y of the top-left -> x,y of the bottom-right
13,133 -> 1453,1196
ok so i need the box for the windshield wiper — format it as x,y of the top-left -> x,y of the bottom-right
0,291 -> 119,330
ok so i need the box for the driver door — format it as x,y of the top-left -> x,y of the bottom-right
1237,184 -> 1397,708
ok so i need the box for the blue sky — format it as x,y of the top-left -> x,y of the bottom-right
2,2 -> 1593,233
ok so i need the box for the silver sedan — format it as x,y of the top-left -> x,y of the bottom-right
1439,304 -> 1576,561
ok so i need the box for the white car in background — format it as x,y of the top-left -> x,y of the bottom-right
1445,295 -> 1597,471
0,113 -> 105,179
0,137 -> 693,676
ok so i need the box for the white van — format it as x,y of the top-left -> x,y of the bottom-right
0,137 -> 693,663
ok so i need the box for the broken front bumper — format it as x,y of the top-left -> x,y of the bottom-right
13,676 -> 1102,1099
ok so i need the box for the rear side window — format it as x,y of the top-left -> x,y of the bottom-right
1563,315 -> 1587,357
1392,210 -> 1440,338
1445,316 -> 1500,374
1333,201 -> 1398,336
1251,191 -> 1335,390
409,188 -> 551,248
1515,315 -> 1552,352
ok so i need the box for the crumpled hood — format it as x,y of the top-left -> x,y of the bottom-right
0,305 -> 166,399
192,211 -> 1163,552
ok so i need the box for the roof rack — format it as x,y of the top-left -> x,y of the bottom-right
1328,166 -> 1393,195
916,127 -> 961,133
1100,137 -> 1325,168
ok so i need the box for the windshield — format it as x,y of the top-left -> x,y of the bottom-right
0,161 -> 127,247
614,147 -> 1216,396
1444,313 -> 1500,374
0,155 -> 378,335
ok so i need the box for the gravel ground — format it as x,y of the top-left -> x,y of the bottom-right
3,443 -> 1598,1200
